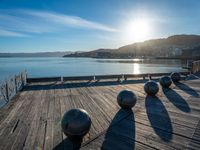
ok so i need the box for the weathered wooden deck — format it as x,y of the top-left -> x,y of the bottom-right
0,75 -> 200,150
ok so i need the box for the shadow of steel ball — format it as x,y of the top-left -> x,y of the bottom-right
61,108 -> 91,139
117,90 -> 137,109
144,80 -> 159,96
159,76 -> 172,88
171,72 -> 181,82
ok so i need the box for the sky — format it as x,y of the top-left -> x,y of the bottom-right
0,0 -> 200,52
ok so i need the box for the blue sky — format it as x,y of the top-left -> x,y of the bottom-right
0,0 -> 200,52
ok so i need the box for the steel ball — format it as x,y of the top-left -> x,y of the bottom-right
117,90 -> 137,109
61,108 -> 91,139
171,72 -> 181,82
144,80 -> 159,96
159,76 -> 172,88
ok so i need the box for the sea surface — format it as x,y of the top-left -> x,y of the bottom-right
0,57 -> 187,81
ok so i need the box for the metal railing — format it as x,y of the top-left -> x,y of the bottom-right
27,71 -> 189,83
0,71 -> 27,106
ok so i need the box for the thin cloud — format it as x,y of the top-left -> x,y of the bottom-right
0,9 -> 117,37
0,29 -> 27,37
26,10 -> 118,32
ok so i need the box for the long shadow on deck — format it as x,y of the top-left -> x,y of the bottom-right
145,96 -> 173,142
24,79 -> 149,91
53,137 -> 82,150
174,82 -> 199,97
163,88 -> 191,113
186,72 -> 200,80
101,109 -> 135,150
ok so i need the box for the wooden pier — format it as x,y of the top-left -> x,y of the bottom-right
0,72 -> 200,150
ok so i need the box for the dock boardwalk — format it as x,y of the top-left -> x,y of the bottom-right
0,74 -> 200,149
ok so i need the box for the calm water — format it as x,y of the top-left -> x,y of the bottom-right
0,57 -> 187,81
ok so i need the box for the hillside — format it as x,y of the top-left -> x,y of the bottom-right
63,34 -> 200,59
0,51 -> 72,57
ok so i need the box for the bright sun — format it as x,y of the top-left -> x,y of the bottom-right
123,19 -> 151,43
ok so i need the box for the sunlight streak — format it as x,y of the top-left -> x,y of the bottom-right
133,63 -> 140,74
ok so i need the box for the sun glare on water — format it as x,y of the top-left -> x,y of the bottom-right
133,63 -> 140,74
123,19 -> 152,43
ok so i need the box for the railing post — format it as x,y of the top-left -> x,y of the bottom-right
14,75 -> 18,93
122,74 -> 124,81
124,76 -> 127,81
117,76 -> 120,82
5,80 -> 9,102
20,72 -> 24,88
192,62 -> 195,73
25,70 -> 27,86
21,70 -> 27,86
61,76 -> 63,83
148,74 -> 152,80
143,76 -> 145,80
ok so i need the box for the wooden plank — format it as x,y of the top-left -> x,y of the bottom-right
53,85 -> 74,150
23,90 -> 44,149
58,87 -> 68,150
187,120 -> 200,149
32,90 -> 49,149
10,90 -> 42,150
0,91 -> 33,149
0,93 -> 24,130
82,133 -> 156,150
52,89 -> 63,148
44,89 -> 55,150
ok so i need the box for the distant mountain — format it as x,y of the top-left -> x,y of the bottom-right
0,51 -> 72,57
63,34 -> 200,59
64,49 -> 116,58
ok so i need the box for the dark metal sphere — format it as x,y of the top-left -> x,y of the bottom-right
171,72 -> 181,82
159,76 -> 172,88
144,80 -> 159,96
61,108 -> 91,138
117,90 -> 137,109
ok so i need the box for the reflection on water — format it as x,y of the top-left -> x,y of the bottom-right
0,57 -> 187,80
133,63 -> 140,74
96,58 -> 184,66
